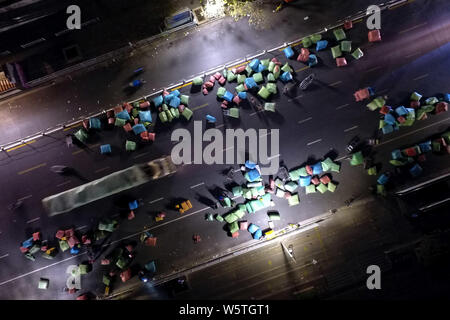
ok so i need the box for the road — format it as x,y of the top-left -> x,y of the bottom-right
0,0 -> 449,299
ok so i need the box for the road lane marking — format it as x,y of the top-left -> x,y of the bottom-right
26,217 -> 40,224
295,66 -> 310,73
95,166 -> 110,174
133,152 -> 149,159
75,225 -> 87,231
63,123 -> 82,131
72,149 -> 84,155
222,146 -> 233,152
190,182 -> 205,189
250,110 -> 263,116
171,82 -> 192,91
0,254 -> 9,260
192,103 -> 209,111
366,66 -> 381,73
344,125 -> 358,132
6,140 -> 36,152
288,95 -> 303,102
149,197 -> 164,204
328,81 -> 342,87
375,116 -> 450,147
336,103 -> 350,110
18,163 -> 46,175
298,117 -> 313,124
399,22 -> 427,34
405,52 -> 421,58
307,139 -> 322,146
17,195 -> 32,202
216,123 -> 225,129
413,73 -> 429,81
268,154 -> 280,160
57,180 -> 71,187
228,61 -> 248,70
353,18 -> 363,24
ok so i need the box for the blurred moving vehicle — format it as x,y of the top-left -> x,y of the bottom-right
42,156 -> 176,216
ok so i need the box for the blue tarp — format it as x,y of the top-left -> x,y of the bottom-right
153,95 -> 163,107
410,164 -> 423,177
206,115 -> 216,123
70,247 -> 80,255
132,124 -> 146,135
308,54 -> 318,67
257,64 -> 267,73
419,141 -> 432,153
223,91 -> 234,102
248,223 -> 259,234
382,124 -> 394,134
377,173 -> 389,185
280,71 -> 293,82
245,77 -> 257,89
299,176 -> 311,187
395,106 -> 408,116
89,117 -> 101,129
391,149 -> 402,160
145,260 -> 156,273
247,168 -> 261,182
100,144 -> 112,154
312,163 -> 323,175
116,110 -> 130,120
384,113 -> 396,125
238,91 -> 247,99
129,200 -> 139,210
253,229 -> 263,240
22,237 -> 34,248
169,96 -> 181,108
139,111 -> 152,123
443,93 -> 450,103
249,59 -> 260,71
283,46 -> 294,59
316,40 -> 328,51
245,161 -> 257,169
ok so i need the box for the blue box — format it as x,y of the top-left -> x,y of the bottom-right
299,176 -> 311,187
139,111 -> 152,123
253,229 -> 263,240
316,40 -> 328,51
308,54 -> 318,67
312,163 -> 323,175
153,95 -> 163,107
249,59 -> 260,71
132,124 -> 146,135
129,200 -> 139,210
169,96 -> 181,108
283,46 -> 294,59
410,164 -> 423,177
116,110 -> 130,120
238,92 -> 247,99
223,91 -> 234,102
100,144 -> 112,154
244,77 -> 257,89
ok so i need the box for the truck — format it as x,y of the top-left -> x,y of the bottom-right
42,156 -> 176,216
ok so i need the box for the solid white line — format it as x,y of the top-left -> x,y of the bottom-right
344,125 -> 358,132
336,103 -> 349,110
190,182 -> 205,189
329,81 -> 342,87
298,117 -> 312,124
17,195 -> 32,202
0,254 -> 9,260
149,197 -> 164,204
307,139 -> 322,146
56,180 -> 71,187
413,74 -> 428,81
133,152 -> 149,159
26,217 -> 40,224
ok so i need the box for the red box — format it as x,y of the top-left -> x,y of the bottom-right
239,221 -> 248,230
202,88 -> 209,95
320,175 -> 331,184
336,57 -> 347,67
311,177 -> 320,185
214,72 -> 222,80
344,20 -> 353,30
209,75 -> 216,83
231,231 -> 239,238
306,165 -> 313,175
410,100 -> 420,108
108,117 -> 115,125
297,48 -> 310,62
123,123 -> 132,132
123,103 -> 132,113
435,102 -> 448,114
233,95 -> 241,105
128,211 -> 135,220
32,232 -> 41,241
380,105 -> 390,114
218,76 -> 226,85
55,230 -> 65,240
368,29 -> 381,42
145,237 -> 157,246
139,101 -> 150,109
397,116 -> 406,123
65,228 -> 74,238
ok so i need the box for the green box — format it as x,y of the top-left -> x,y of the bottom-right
333,28 -> 346,41
331,45 -> 342,59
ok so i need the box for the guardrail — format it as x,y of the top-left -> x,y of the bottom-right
0,0 -> 401,152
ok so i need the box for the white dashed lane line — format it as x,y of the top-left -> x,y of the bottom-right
133,151 -> 149,159
336,103 -> 349,110
298,117 -> 312,124
288,95 -> 303,102
413,74 -> 429,81
17,195 -> 32,202
57,180 -> 71,187
26,217 -> 40,224
0,254 -> 9,260
307,139 -> 322,146
190,182 -> 205,189
94,166 -> 110,174
344,125 -> 358,132
149,197 -> 164,204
